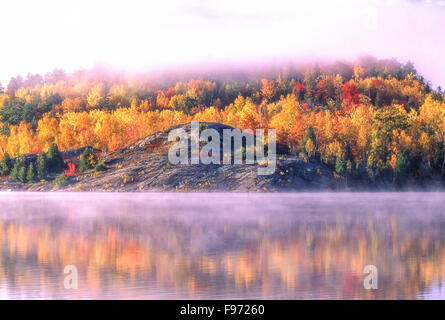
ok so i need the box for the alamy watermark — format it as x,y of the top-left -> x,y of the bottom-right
363,265 -> 378,290
167,121 -> 277,175
64,265 -> 78,290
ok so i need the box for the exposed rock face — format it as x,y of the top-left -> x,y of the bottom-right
0,123 -> 344,192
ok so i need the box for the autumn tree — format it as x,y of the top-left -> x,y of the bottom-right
304,126 -> 317,155
108,85 -> 129,108
61,97 -> 85,112
87,83 -> 108,109
341,81 -> 360,111
261,79 -> 277,102
305,139 -> 316,158
168,94 -> 191,113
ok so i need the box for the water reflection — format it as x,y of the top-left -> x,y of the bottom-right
0,192 -> 445,299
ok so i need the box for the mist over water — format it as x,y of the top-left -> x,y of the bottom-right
0,192 -> 445,299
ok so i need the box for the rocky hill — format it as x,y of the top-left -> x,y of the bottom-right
0,122 -> 386,192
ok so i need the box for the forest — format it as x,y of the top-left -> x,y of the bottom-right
0,55 -> 445,185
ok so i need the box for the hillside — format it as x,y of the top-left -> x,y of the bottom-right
4,120 -> 445,192
1,57 -> 445,187
4,122 -> 442,192
0,122 -> 345,192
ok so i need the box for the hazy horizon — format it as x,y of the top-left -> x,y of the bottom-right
1,0 -> 445,88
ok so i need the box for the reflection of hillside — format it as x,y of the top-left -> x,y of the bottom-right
1,196 -> 445,299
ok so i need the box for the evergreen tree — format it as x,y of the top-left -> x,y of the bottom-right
1,123 -> 10,136
336,156 -> 345,176
375,92 -> 381,108
432,86 -> 443,102
10,163 -> 19,181
10,156 -> 27,182
396,150 -> 411,184
46,143 -> 64,173
0,151 -> 12,176
79,147 -> 96,171
406,97 -> 416,110
36,152 -> 49,180
26,163 -> 37,183
18,165 -> 27,183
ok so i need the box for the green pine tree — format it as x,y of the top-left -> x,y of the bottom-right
10,163 -> 19,181
0,151 -> 12,176
375,92 -> 381,108
46,143 -> 64,173
336,156 -> 345,176
396,150 -> 411,184
0,123 -> 10,136
36,152 -> 49,180
10,156 -> 27,182
18,165 -> 27,183
26,162 -> 37,183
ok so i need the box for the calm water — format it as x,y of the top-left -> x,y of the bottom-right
0,192 -> 445,300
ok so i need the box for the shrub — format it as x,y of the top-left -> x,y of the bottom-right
64,162 -> 77,176
53,174 -> 70,189
121,175 -> 133,185
79,147 -> 97,171
94,162 -> 108,172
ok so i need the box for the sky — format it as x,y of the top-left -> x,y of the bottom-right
1,0 -> 445,88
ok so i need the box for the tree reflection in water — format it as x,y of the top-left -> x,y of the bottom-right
0,192 -> 444,299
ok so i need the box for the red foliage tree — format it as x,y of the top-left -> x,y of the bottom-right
293,82 -> 305,100
341,81 -> 360,111
64,162 -> 77,176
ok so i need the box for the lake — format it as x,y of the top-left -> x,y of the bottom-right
0,192 -> 444,299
